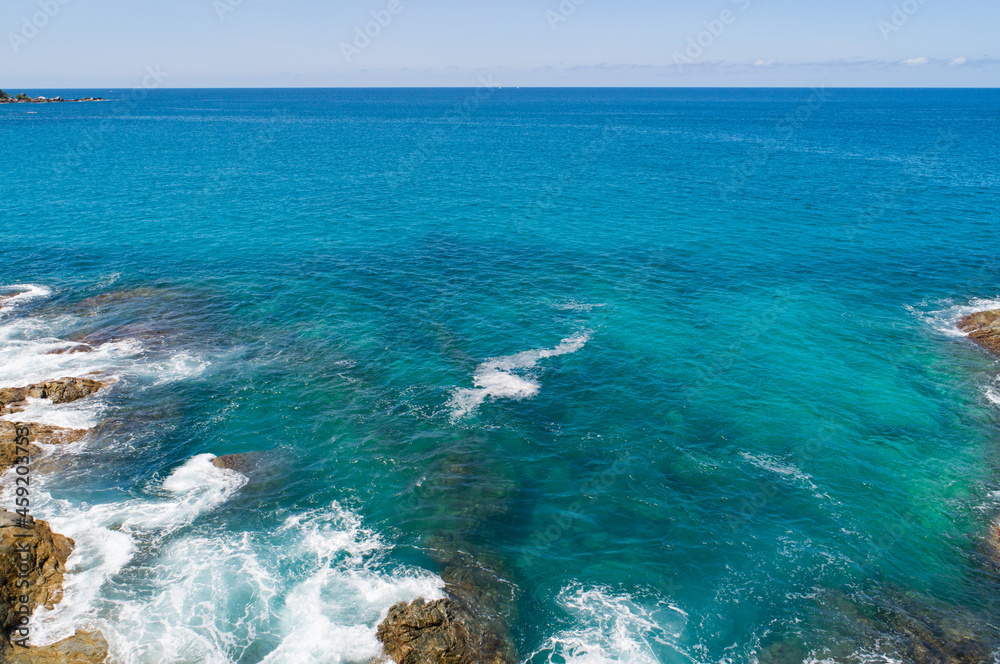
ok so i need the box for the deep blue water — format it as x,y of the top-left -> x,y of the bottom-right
1,88 -> 1000,663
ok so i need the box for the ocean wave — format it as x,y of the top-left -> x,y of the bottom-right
0,305 -> 214,428
449,332 -> 590,419
260,503 -> 445,664
525,585 -> 691,664
8,463 -> 442,664
17,454 -> 248,648
144,351 -> 212,387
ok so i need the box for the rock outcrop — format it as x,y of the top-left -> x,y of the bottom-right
212,452 -> 265,474
0,510 -> 74,642
958,309 -> 1000,356
3,630 -> 109,664
377,596 -> 512,664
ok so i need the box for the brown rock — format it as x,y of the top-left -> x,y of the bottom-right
25,378 -> 105,404
0,510 -> 74,645
4,629 -> 109,663
0,387 -> 27,411
46,345 -> 95,356
958,309 -> 1000,356
212,452 -> 263,474
1,378 -> 105,415
0,422 -> 88,470
377,598 -> 512,664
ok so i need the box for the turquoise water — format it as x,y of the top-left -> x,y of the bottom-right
2,88 -> 1000,663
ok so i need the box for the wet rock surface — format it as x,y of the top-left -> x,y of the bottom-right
0,377 -> 106,416
0,422 -> 87,470
0,510 -> 74,642
377,596 -> 513,664
212,452 -> 266,474
3,630 -> 109,663
958,310 -> 1000,356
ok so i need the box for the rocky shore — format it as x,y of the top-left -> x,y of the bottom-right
0,89 -> 104,104
0,510 -> 109,663
0,292 -> 113,661
959,309 -> 1000,357
0,376 -> 109,662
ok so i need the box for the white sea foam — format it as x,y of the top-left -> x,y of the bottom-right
0,283 -> 52,311
24,455 -> 248,647
740,452 -> 829,500
144,351 -> 212,387
14,465 -> 443,664
0,301 -> 215,429
260,504 -> 445,664
554,301 -> 608,312
449,332 -> 590,419
987,385 -> 1000,407
1,396 -> 107,430
907,297 -> 1000,340
527,585 -> 691,664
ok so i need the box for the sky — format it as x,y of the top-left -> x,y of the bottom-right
0,0 -> 997,87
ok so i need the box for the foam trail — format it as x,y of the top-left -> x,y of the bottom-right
527,585 -> 691,664
449,332 -> 590,419
0,283 -> 52,311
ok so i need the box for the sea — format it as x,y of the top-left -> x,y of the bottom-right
1,88 -> 999,663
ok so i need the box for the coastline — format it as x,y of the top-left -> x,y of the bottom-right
0,285 -> 507,664
2,281 -> 1000,663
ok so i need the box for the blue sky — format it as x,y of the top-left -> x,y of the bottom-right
1,0 -> 997,87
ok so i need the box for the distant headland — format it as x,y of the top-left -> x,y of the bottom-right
0,89 -> 104,104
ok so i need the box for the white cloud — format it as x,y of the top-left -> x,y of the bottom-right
949,56 -> 968,66
902,57 -> 930,66
754,59 -> 775,66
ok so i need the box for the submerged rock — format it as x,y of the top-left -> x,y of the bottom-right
0,510 -> 74,644
958,310 -> 1000,356
3,630 -> 109,664
46,344 -> 95,355
785,588 -> 993,664
69,322 -> 169,348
